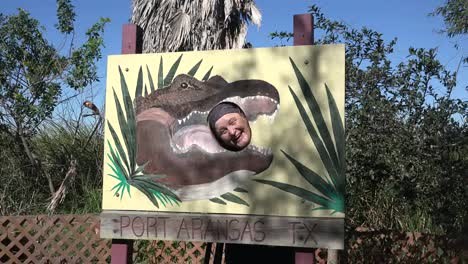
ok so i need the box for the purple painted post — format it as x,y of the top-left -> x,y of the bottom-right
294,13 -> 315,264
111,23 -> 143,264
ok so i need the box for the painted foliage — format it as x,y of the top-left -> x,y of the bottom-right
103,45 -> 345,218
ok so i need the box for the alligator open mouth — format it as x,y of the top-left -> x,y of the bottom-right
135,74 -> 280,200
171,95 -> 279,154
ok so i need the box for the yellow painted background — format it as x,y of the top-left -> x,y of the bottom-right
102,45 -> 345,218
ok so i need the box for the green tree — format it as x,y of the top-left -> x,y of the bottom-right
0,1 -> 109,194
431,0 -> 467,38
271,5 -> 467,234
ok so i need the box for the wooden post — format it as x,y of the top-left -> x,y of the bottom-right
111,239 -> 133,264
110,23 -> 143,264
121,24 -> 142,54
293,13 -> 315,264
213,243 -> 224,264
327,249 -> 338,264
203,242 -> 213,264
293,14 -> 314,45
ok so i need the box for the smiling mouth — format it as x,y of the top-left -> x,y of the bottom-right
169,95 -> 279,155
233,132 -> 241,142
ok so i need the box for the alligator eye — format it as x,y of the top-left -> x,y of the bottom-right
181,82 -> 188,89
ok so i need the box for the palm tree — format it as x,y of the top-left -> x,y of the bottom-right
131,0 -> 262,53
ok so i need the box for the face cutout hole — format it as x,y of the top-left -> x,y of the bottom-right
207,102 -> 252,151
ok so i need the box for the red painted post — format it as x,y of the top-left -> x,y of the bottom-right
121,24 -> 142,54
293,13 -> 315,264
293,14 -> 314,46
111,239 -> 133,264
110,23 -> 143,264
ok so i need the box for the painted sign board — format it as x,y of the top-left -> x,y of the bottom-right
100,45 -> 345,249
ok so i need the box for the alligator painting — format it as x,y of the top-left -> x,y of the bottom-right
135,74 -> 280,201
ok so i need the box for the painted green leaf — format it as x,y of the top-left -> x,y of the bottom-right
107,161 -> 125,181
325,83 -> 345,190
107,121 -> 131,175
132,179 -> 179,201
146,65 -> 155,92
233,187 -> 248,193
134,66 -> 143,99
209,197 -> 227,205
254,179 -> 342,211
187,59 -> 203,76
132,174 -> 166,180
117,66 -> 137,174
202,66 -> 213,81
164,54 -> 183,86
281,150 -> 337,199
288,86 -> 340,191
290,58 -> 341,172
107,140 -> 129,180
153,191 -> 167,206
110,88 -> 132,164
221,192 -> 249,206
132,183 -> 159,208
158,57 -> 164,89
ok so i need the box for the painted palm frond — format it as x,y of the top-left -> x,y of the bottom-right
109,56 -> 215,207
209,190 -> 250,207
255,58 -> 345,213
108,65 -> 181,208
136,55 -> 214,98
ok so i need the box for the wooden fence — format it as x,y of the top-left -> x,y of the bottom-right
0,214 -> 110,263
0,214 -> 219,263
4,214 -> 462,263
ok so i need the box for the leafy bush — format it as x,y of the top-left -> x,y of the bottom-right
272,5 -> 467,235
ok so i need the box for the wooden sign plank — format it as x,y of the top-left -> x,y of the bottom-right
101,211 -> 344,249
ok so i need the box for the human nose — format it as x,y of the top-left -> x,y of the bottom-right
228,127 -> 236,136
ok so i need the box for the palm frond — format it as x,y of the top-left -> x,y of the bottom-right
255,179 -> 342,212
107,122 -> 131,174
117,67 -> 137,175
281,150 -> 337,199
288,86 -> 339,189
202,66 -> 213,81
135,67 -> 144,98
146,65 -> 155,92
209,197 -> 227,205
187,59 -> 203,76
158,57 -> 164,89
289,58 -> 341,173
163,54 -> 183,86
325,83 -> 345,175
107,140 -> 129,180
106,64 -> 182,208
221,192 -> 249,206
131,0 -> 261,52
233,187 -> 248,193
254,59 -> 345,213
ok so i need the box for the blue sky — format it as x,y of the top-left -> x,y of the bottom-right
2,0 -> 466,101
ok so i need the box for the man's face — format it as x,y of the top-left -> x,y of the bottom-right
214,112 -> 251,151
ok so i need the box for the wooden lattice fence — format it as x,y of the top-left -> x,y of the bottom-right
134,240 -> 222,263
0,214 -> 110,263
0,214 -> 221,264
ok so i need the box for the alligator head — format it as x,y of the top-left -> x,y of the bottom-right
135,74 -> 280,200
